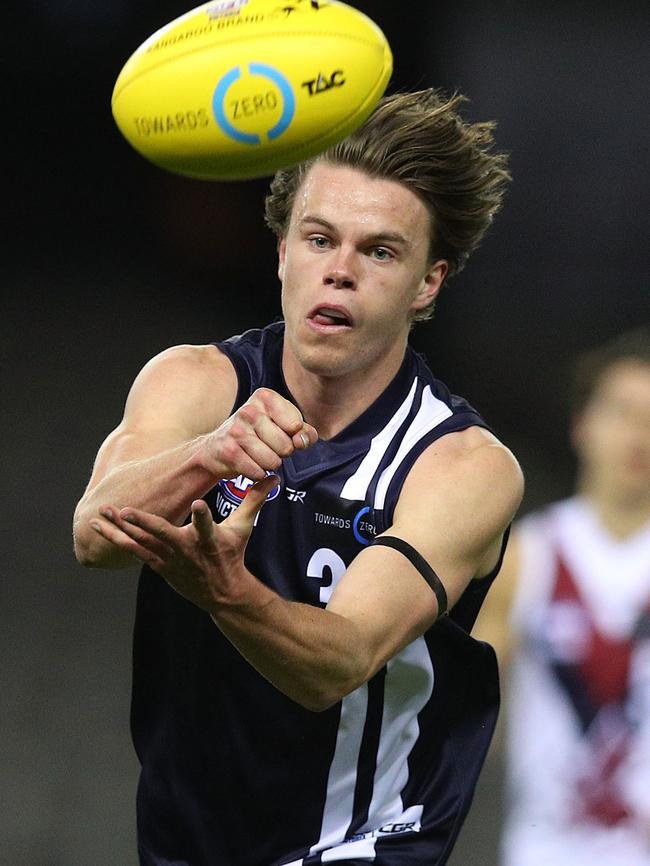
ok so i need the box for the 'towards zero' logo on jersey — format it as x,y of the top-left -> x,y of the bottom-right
353,505 -> 376,545
313,505 -> 376,546
218,472 -> 281,506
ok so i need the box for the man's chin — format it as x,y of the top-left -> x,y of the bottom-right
295,345 -> 358,379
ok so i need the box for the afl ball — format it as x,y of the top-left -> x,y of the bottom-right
111,0 -> 393,180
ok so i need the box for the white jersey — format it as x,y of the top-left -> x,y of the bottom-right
502,497 -> 650,866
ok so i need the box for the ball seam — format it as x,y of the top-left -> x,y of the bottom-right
112,30 -> 386,104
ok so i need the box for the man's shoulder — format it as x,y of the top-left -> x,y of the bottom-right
392,424 -> 523,587
393,426 -> 523,552
122,342 -> 239,437
408,425 -> 523,500
137,342 -> 237,392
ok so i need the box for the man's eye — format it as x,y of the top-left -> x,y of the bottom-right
309,236 -> 330,249
371,247 -> 393,261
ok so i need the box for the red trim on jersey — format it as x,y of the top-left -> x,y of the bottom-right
554,554 -> 633,707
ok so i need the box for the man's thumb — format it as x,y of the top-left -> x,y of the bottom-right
234,475 -> 279,526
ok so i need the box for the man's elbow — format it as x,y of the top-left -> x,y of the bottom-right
73,529 -> 109,569
73,517 -> 97,566
298,685 -> 355,714
295,660 -> 373,713
73,521 -> 134,570
299,694 -> 337,713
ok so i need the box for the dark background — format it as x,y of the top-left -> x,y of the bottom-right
4,1 -> 648,863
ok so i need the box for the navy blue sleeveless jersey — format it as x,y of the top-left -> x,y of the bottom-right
131,322 -> 505,866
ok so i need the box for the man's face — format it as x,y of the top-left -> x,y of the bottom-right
278,162 -> 447,380
572,360 -> 650,503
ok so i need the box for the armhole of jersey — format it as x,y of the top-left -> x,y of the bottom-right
378,414 -> 491,530
468,524 -> 511,588
212,341 -> 253,412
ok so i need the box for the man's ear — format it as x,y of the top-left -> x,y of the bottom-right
412,260 -> 448,312
277,239 -> 286,282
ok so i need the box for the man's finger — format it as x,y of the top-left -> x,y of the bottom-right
254,388 -> 304,434
292,423 -> 318,451
191,499 -> 215,542
118,507 -> 174,542
230,475 -> 279,527
91,516 -> 169,568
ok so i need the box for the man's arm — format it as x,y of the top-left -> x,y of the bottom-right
323,427 -> 524,675
92,425 -> 523,709
73,343 -> 317,569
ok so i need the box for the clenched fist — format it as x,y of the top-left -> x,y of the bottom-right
202,388 -> 318,481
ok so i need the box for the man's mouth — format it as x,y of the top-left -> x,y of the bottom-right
308,306 -> 353,327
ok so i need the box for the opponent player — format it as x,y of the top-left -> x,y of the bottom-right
474,327 -> 650,866
73,90 -> 523,866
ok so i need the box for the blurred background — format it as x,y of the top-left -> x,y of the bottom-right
3,0 -> 648,863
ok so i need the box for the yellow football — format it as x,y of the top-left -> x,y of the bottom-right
111,0 -> 393,180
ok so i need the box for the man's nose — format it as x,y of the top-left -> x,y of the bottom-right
323,248 -> 356,290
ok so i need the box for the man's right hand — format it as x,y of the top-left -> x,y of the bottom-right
202,388 -> 318,481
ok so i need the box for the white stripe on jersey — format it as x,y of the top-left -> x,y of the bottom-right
339,378 -> 419,502
374,386 -> 452,511
361,637 -> 434,831
322,837 -> 377,861
299,380 -> 449,861
281,838 -> 379,865
306,640 -> 433,862
309,684 -> 370,855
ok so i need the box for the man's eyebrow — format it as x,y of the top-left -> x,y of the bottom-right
298,215 -> 411,247
363,231 -> 411,248
299,215 -> 336,231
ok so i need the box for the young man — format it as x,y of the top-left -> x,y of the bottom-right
474,328 -> 650,866
74,90 -> 523,866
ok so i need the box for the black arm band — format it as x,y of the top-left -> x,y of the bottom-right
371,536 -> 449,618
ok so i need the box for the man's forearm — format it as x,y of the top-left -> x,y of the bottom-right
74,435 -> 220,568
212,576 -> 370,712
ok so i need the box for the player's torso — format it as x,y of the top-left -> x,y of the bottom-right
133,322 -> 500,866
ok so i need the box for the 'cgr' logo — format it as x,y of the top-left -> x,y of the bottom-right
212,63 -> 295,144
218,472 -> 281,506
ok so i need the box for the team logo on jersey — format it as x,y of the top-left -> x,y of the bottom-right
218,472 -> 281,506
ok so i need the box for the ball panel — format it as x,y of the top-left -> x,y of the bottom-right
154,49 -> 390,179
113,0 -> 386,101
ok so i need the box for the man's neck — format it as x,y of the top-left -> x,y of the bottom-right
282,347 -> 406,441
